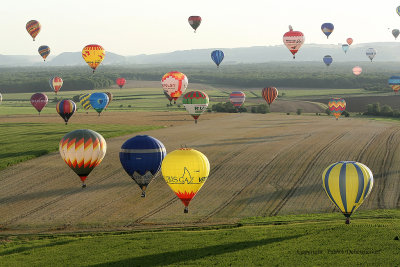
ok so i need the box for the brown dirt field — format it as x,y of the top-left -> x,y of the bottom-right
0,113 -> 399,234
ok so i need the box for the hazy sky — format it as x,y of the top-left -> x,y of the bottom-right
2,0 -> 400,56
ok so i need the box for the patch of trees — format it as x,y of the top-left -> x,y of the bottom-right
211,102 -> 270,114
363,102 -> 400,117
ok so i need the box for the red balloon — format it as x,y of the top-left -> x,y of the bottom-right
30,93 -> 48,114
116,78 -> 126,88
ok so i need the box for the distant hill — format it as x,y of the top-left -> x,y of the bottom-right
1,42 -> 400,66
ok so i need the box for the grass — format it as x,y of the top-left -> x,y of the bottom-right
0,209 -> 399,266
0,123 -> 162,171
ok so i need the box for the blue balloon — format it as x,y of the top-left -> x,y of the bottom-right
119,135 -> 166,197
323,55 -> 333,66
342,44 -> 349,54
89,92 -> 109,115
321,23 -> 334,38
211,50 -> 224,67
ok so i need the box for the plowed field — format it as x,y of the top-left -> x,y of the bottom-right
0,113 -> 399,233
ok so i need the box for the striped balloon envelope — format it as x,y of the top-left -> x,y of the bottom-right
79,93 -> 92,113
388,76 -> 400,93
352,66 -> 362,76
321,23 -> 334,39
328,98 -> 346,120
283,25 -> 304,59
82,44 -> 105,73
229,91 -> 246,108
56,99 -> 76,124
322,161 -> 373,224
26,20 -> 41,41
188,16 -> 202,32
49,77 -> 63,94
119,135 -> 166,197
38,45 -> 50,61
161,148 -> 210,213
182,91 -> 209,124
262,87 -> 278,106
59,129 -> 107,188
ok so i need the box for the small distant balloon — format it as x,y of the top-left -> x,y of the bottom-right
38,45 -> 50,61
79,93 -> 92,113
26,20 -> 40,41
105,92 -> 113,109
49,77 -> 63,94
89,92 -> 109,115
161,71 -> 188,104
30,93 -> 48,115
321,23 -> 334,38
82,44 -> 105,73
352,66 -> 362,76
346,38 -> 353,45
283,25 -> 304,59
328,98 -> 346,120
56,99 -> 76,125
392,29 -> 400,40
229,91 -> 246,108
182,91 -> 209,124
388,76 -> 400,93
211,50 -> 224,67
366,48 -> 376,62
262,87 -> 278,106
116,78 -> 126,88
188,16 -> 202,32
396,6 -> 400,16
323,55 -> 333,66
342,44 -> 349,54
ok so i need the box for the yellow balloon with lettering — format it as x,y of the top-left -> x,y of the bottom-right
161,148 -> 210,213
82,44 -> 105,73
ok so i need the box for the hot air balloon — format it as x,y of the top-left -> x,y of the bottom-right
120,135 -> 166,197
321,23 -> 334,38
79,93 -> 92,113
116,78 -> 126,89
59,129 -> 106,188
346,38 -> 353,45
56,100 -> 76,124
0,93 -> 2,104
182,91 -> 209,124
328,98 -> 346,120
322,161 -> 373,224
366,48 -> 376,62
161,148 -> 210,213
38,45 -> 50,61
342,44 -> 349,54
49,77 -> 63,94
352,66 -> 362,76
188,16 -> 202,32
211,50 -> 224,67
164,91 -> 173,105
323,55 -> 333,66
161,71 -> 188,104
229,91 -> 246,108
82,44 -> 105,73
89,93 -> 109,116
105,92 -> 113,109
26,20 -> 40,41
392,29 -> 400,40
397,6 -> 400,16
388,76 -> 400,93
30,93 -> 48,115
262,87 -> 278,106
283,25 -> 304,59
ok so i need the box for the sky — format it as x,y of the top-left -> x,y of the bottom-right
2,0 -> 400,56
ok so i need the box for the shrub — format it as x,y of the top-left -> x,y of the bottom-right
119,104 -> 123,108
342,110 -> 350,117
296,109 -> 302,115
72,95 -> 80,102
325,108 -> 331,115
286,112 -> 290,115
256,104 -> 269,114
128,105 -> 132,108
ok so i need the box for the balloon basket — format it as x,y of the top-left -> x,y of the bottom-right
184,207 -> 188,213
345,217 -> 350,224
195,119 -> 197,124
141,191 -> 146,198
82,183 -> 86,189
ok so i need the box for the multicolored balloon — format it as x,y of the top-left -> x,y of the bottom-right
119,135 -> 166,197
322,161 -> 373,224
89,92 -> 109,115
59,129 -> 107,188
262,87 -> 278,106
366,48 -> 376,62
321,23 -> 334,38
82,44 -> 105,73
396,6 -> 400,16
346,38 -> 353,45
328,98 -> 346,120
188,16 -> 202,32
392,29 -> 400,40
352,66 -> 362,76
283,25 -> 304,59
116,77 -> 126,88
49,77 -> 63,94
342,44 -> 349,54
161,71 -> 188,104
182,91 -> 209,124
323,55 -> 333,66
79,93 -> 92,113
30,93 -> 48,115
38,45 -> 50,61
26,20 -> 40,41
161,148 -> 210,213
388,76 -> 400,93
211,50 -> 224,67
229,91 -> 246,108
56,100 -> 76,124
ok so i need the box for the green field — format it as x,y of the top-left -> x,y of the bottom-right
0,123 -> 162,171
0,210 -> 399,266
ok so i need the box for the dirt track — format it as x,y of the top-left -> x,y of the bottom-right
0,113 -> 399,233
